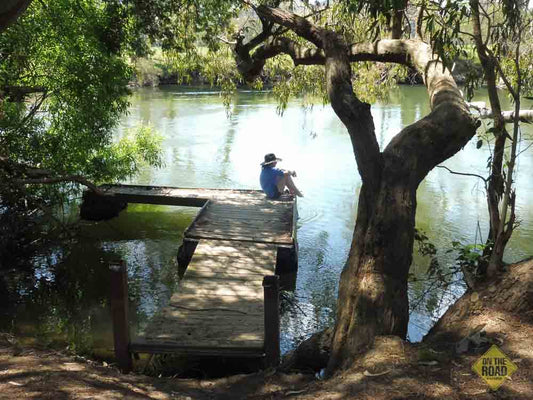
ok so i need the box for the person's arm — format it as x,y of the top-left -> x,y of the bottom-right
281,169 -> 297,177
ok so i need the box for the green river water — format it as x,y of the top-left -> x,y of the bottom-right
1,85 -> 532,360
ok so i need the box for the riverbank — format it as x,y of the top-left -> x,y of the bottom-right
2,258 -> 531,399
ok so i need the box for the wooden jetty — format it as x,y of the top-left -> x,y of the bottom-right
86,184 -> 298,372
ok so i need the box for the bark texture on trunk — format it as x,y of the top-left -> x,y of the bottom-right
325,38 -> 476,371
243,5 -> 477,373
391,9 -> 404,39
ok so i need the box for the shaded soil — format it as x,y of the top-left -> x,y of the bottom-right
1,259 -> 532,399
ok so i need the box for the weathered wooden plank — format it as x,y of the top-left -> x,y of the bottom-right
184,264 -> 274,276
187,253 -> 278,264
140,334 -> 264,348
193,220 -> 291,229
188,227 -> 290,236
147,311 -> 263,326
167,296 -> 264,314
190,228 -> 290,238
187,255 -> 276,266
191,223 -> 289,231
187,230 -> 292,244
97,185 -> 289,208
183,200 -> 211,236
192,244 -> 277,256
138,338 -> 264,348
196,216 -> 288,225
176,285 -> 263,298
205,205 -> 291,213
184,268 -> 269,279
183,267 -> 271,279
156,307 -> 263,319
142,318 -> 265,346
141,329 -> 264,340
196,210 -> 290,219
179,278 -> 264,290
101,184 -> 264,198
137,239 -> 278,351
130,341 -> 264,356
203,210 -> 290,218
187,229 -> 290,240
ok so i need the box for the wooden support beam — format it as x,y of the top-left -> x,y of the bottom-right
177,238 -> 199,274
80,190 -> 127,221
276,245 -> 298,274
263,275 -> 280,368
110,261 -> 132,373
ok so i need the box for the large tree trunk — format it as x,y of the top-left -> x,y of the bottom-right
324,38 -> 477,371
327,180 -> 415,371
246,5 -> 477,373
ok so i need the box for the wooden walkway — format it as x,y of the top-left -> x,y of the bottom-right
132,240 -> 277,355
91,184 -> 297,369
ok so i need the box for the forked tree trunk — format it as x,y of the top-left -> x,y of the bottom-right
248,5 -> 477,373
323,38 -> 477,371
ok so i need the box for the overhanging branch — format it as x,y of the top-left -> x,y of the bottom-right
1,155 -> 103,194
436,165 -> 488,185
16,175 -> 103,194
468,102 -> 533,123
254,4 -> 324,48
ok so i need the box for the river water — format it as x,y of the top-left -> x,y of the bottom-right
1,85 -> 532,359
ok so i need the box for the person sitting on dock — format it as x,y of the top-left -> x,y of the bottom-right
260,153 -> 303,199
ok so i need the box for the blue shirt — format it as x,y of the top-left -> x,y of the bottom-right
260,166 -> 284,198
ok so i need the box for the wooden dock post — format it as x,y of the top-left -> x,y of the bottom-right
177,238 -> 199,272
110,261 -> 132,373
263,275 -> 280,368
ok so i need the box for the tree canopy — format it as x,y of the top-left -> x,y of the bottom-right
0,0 -> 165,186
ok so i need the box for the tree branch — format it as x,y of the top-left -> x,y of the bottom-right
436,165 -> 488,184
468,101 -> 533,123
254,4 -> 324,48
251,37 -> 324,66
217,36 -> 236,45
416,4 -> 425,40
1,155 -> 103,194
16,175 -> 103,194
380,38 -> 475,183
1,85 -> 47,101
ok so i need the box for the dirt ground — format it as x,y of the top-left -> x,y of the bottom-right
1,259 -> 532,400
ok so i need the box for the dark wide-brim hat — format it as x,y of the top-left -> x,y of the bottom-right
261,153 -> 282,166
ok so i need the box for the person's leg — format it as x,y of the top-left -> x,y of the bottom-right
286,174 -> 303,197
276,174 -> 303,197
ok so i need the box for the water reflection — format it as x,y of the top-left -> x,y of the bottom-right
1,204 -> 196,357
2,85 -> 532,357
